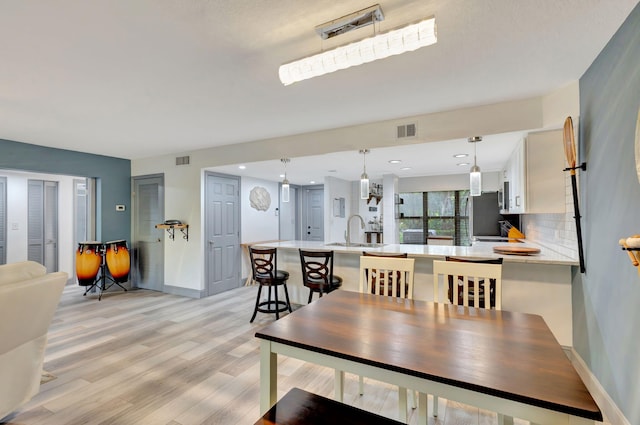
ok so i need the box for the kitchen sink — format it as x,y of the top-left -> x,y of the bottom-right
326,242 -> 385,248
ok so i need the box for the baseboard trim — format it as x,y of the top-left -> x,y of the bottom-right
569,347 -> 629,425
162,285 -> 205,298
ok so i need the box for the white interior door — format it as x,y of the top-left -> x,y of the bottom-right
303,186 -> 324,241
205,172 -> 240,296
27,179 -> 58,272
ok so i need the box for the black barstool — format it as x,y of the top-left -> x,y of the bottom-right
249,246 -> 292,322
299,249 -> 342,303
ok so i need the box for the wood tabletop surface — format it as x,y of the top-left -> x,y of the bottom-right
255,290 -> 602,421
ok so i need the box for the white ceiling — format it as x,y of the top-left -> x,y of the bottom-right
0,1 -> 638,176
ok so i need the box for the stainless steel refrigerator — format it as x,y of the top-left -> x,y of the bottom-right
470,191 -> 502,237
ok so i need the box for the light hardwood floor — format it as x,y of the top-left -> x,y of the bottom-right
2,285 -> 528,425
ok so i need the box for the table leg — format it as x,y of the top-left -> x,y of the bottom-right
260,339 -> 277,414
334,369 -> 345,402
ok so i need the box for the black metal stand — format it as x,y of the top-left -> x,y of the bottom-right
82,247 -> 127,301
563,163 -> 587,274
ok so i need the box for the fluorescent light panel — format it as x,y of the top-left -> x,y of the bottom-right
279,17 -> 437,86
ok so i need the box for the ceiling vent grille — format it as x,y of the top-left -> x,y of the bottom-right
175,156 -> 190,166
316,4 -> 385,40
397,123 -> 417,139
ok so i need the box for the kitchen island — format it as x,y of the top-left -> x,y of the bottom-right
254,239 -> 578,347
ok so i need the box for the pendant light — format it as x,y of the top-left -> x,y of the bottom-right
359,149 -> 370,199
281,158 -> 290,203
468,136 -> 482,196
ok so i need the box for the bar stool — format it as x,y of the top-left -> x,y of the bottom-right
299,249 -> 342,303
249,246 -> 292,323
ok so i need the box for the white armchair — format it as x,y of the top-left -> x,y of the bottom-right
0,261 -> 67,421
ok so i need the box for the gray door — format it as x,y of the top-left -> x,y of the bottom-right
0,177 -> 5,265
133,175 -> 164,291
303,187 -> 324,241
205,172 -> 240,296
28,180 -> 58,272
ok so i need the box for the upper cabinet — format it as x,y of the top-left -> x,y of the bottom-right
501,129 -> 566,214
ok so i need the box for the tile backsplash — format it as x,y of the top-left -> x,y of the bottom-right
521,173 -> 579,260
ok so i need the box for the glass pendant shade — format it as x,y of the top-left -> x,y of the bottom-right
360,172 -> 369,199
469,165 -> 482,196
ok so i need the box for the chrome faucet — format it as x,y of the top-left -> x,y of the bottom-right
345,214 -> 365,246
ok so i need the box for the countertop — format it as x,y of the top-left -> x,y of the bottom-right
254,239 -> 578,266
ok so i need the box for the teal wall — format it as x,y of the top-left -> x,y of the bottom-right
0,138 -> 131,242
576,2 -> 640,423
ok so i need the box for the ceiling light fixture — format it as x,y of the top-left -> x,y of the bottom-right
279,15 -> 437,86
281,158 -> 291,203
359,149 -> 370,199
388,159 -> 402,164
453,153 -> 468,158
468,136 -> 482,196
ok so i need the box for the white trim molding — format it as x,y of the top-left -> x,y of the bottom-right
570,348 -> 630,425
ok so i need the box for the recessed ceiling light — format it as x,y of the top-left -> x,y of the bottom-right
400,167 -> 412,171
238,165 -> 246,169
457,162 -> 470,167
309,181 -> 316,184
279,174 -> 285,178
453,153 -> 468,158
388,159 -> 402,164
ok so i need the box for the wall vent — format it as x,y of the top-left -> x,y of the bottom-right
397,123 -> 417,139
175,156 -> 190,166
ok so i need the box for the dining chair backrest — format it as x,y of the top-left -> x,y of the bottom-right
433,259 -> 503,309
359,256 -> 415,299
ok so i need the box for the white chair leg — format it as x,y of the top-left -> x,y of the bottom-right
408,389 -> 416,409
359,374 -> 364,395
418,392 -> 428,425
433,395 -> 439,417
398,386 -> 408,423
498,414 -> 514,425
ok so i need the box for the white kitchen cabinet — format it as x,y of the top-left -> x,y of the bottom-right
524,129 -> 566,214
501,129 -> 566,214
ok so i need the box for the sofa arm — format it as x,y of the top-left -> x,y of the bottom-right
0,261 -> 47,286
0,271 -> 67,356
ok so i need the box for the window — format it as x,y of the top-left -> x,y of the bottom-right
398,190 -> 470,245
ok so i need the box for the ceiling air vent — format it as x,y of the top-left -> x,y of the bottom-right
175,156 -> 190,166
397,123 -> 417,139
316,4 -> 384,40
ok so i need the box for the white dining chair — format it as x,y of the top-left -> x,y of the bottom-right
430,259 -> 512,424
335,255 -> 416,423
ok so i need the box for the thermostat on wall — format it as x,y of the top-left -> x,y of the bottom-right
116,205 -> 126,211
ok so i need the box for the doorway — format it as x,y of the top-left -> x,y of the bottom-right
204,172 -> 241,296
0,177 -> 5,265
27,180 -> 59,272
132,174 -> 165,291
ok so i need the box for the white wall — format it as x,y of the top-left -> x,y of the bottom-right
241,176 -> 279,244
323,176 -> 352,243
399,171 -> 500,193
3,170 -> 76,278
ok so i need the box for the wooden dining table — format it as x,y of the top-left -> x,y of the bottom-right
255,290 -> 602,425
